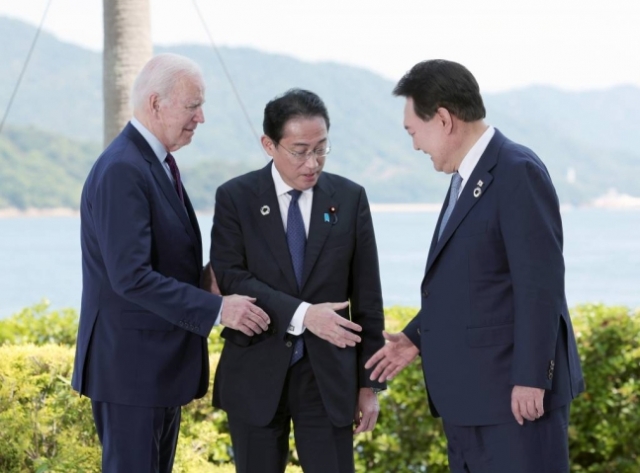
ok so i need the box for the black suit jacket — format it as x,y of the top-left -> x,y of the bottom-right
210,162 -> 385,427
72,123 -> 222,407
403,129 -> 584,426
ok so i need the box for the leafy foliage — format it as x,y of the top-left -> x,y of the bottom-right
0,299 -> 78,346
0,303 -> 639,471
568,304 -> 640,472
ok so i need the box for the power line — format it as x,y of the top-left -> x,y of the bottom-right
191,0 -> 267,159
0,0 -> 54,137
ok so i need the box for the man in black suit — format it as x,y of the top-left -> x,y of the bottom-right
72,53 -> 269,473
366,60 -> 584,472
210,89 -> 386,473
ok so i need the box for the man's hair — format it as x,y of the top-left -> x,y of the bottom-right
131,53 -> 204,110
263,89 -> 330,143
393,59 -> 486,122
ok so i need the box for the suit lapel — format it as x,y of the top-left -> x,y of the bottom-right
125,123 -> 202,262
255,163 -> 300,294
183,188 -> 203,270
424,129 -> 504,275
301,175 -> 335,289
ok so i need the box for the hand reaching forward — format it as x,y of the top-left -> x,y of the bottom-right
511,385 -> 545,425
365,331 -> 420,383
353,387 -> 380,434
303,302 -> 362,348
220,295 -> 270,336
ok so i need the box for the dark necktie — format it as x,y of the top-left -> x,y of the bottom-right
287,189 -> 306,365
164,153 -> 184,204
438,172 -> 463,240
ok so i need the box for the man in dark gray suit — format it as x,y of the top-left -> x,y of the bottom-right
210,89 -> 386,473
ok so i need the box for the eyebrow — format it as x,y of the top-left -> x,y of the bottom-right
291,138 -> 327,147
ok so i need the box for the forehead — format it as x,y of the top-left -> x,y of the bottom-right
403,97 -> 419,121
171,75 -> 205,101
281,116 -> 327,142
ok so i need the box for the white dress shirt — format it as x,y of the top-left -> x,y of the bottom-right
271,163 -> 312,335
456,126 -> 495,196
130,117 -> 174,183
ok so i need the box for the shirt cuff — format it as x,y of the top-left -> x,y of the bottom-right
287,302 -> 310,335
214,301 -> 223,326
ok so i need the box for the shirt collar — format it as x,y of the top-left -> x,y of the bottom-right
271,161 -> 314,198
130,116 -> 169,161
457,126 -> 495,182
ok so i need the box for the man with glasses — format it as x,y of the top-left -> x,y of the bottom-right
209,89 -> 386,473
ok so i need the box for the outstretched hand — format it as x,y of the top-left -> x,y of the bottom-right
365,331 -> 419,382
303,302 -> 362,348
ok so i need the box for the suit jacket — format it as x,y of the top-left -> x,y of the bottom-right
210,162 -> 385,427
403,129 -> 585,426
72,122 -> 222,407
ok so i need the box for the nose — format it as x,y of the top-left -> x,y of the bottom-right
194,107 -> 205,124
304,155 -> 319,169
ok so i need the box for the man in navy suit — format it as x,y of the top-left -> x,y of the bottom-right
72,53 -> 269,473
210,89 -> 386,473
366,60 -> 584,472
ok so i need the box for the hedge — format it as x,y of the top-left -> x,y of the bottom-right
0,302 -> 639,472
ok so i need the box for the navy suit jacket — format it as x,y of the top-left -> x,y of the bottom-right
210,163 -> 385,427
72,123 -> 222,408
403,129 -> 584,426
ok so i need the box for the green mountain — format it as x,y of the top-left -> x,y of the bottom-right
1,16 -> 639,209
0,126 -> 97,209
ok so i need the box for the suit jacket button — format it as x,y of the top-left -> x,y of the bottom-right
417,328 -> 421,335
285,341 -> 293,348
421,290 -> 429,298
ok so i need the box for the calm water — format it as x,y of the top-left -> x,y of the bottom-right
0,208 -> 638,318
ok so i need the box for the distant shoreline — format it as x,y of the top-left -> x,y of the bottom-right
2,195 -> 640,219
0,208 -> 80,218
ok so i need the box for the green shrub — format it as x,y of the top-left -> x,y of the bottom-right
354,307 -> 447,473
0,344 -> 99,472
0,300 -> 78,347
1,303 -> 639,472
568,304 -> 640,472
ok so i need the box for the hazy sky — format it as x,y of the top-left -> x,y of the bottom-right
1,0 -> 639,92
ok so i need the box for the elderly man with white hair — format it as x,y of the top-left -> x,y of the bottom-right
72,53 -> 270,473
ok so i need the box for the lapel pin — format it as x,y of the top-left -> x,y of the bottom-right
477,180 -> 484,187
260,205 -> 270,216
473,187 -> 482,198
327,206 -> 338,224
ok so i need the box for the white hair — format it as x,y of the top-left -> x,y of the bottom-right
131,53 -> 204,111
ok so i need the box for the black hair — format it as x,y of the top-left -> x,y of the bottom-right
263,88 -> 330,143
393,59 -> 486,122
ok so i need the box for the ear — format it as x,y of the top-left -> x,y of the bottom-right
261,135 -> 274,156
436,107 -> 454,134
149,93 -> 161,114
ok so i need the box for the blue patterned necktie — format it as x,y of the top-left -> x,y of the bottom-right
438,172 -> 463,240
287,189 -> 306,365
